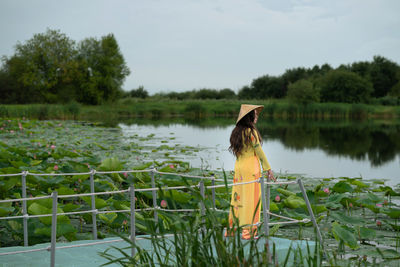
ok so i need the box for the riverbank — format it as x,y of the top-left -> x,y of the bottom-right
1,99 -> 399,120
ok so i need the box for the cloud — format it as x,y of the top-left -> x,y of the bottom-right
1,0 -> 399,93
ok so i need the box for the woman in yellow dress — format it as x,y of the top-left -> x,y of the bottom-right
227,104 -> 275,239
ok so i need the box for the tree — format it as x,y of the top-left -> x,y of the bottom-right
349,61 -> 371,78
389,81 -> 400,97
1,29 -> 77,103
218,88 -> 236,99
0,29 -> 130,104
287,79 -> 320,105
238,85 -> 257,99
76,34 -> 130,104
129,86 -> 148,98
319,70 -> 373,103
251,75 -> 285,98
369,56 -> 400,98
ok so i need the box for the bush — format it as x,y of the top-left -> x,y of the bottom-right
320,70 -> 373,103
185,102 -> 206,117
287,79 -> 320,105
64,101 -> 81,119
129,86 -> 149,99
38,105 -> 49,120
0,106 -> 9,117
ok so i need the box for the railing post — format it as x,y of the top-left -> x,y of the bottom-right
259,175 -> 269,237
21,171 -> 28,246
259,175 -> 270,258
199,181 -> 206,233
90,170 -> 97,239
50,191 -> 58,267
297,179 -> 324,249
200,181 -> 205,216
130,185 -> 136,257
150,170 -> 158,224
211,177 -> 216,210
266,174 -> 271,231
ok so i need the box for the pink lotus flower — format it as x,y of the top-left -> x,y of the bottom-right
376,220 -> 382,227
169,164 -> 174,169
275,195 -> 281,202
160,200 -> 167,208
54,165 -> 59,171
10,130 -> 14,134
323,188 -> 330,194
48,151 -> 51,155
123,172 -> 128,178
50,145 -> 56,150
376,203 -> 382,208
0,127 -> 3,130
349,203 -> 353,208
58,123 -> 62,127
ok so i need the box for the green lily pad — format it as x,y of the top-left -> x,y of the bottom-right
331,222 -> 359,249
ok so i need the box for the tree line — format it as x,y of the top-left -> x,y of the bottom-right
1,28 -> 399,105
0,29 -> 130,104
132,56 -> 399,105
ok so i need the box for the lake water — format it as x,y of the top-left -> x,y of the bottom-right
119,119 -> 400,186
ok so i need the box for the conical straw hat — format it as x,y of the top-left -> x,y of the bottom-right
236,104 -> 264,124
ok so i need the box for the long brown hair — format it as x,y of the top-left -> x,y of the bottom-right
229,110 -> 262,158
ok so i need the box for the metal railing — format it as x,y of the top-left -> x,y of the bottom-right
0,168 -> 323,266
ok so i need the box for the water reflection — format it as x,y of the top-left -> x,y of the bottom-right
111,117 -> 400,167
117,117 -> 399,184
258,120 -> 400,167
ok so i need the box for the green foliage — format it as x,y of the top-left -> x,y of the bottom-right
238,75 -> 286,99
319,70 -> 373,103
370,56 -> 399,98
75,33 -> 130,104
0,29 -> 129,105
1,29 -> 77,103
331,222 -> 359,249
153,88 -> 236,100
287,79 -> 320,105
127,86 -> 149,99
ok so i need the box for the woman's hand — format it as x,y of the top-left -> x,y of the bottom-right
265,169 -> 276,182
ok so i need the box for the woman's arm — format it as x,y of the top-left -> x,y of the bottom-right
252,131 -> 276,181
251,131 -> 271,171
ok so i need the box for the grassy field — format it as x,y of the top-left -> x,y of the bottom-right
0,99 -> 399,121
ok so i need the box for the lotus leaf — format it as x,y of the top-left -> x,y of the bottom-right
358,226 -> 376,240
277,188 -> 296,197
0,201 -> 14,216
283,195 -> 305,209
81,196 -> 108,209
99,213 -> 117,225
332,181 -> 354,193
331,222 -> 359,249
383,208 -> 400,219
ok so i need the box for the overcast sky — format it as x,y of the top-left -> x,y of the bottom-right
1,0 -> 399,94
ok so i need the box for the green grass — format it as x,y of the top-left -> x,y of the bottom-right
0,99 -> 399,121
